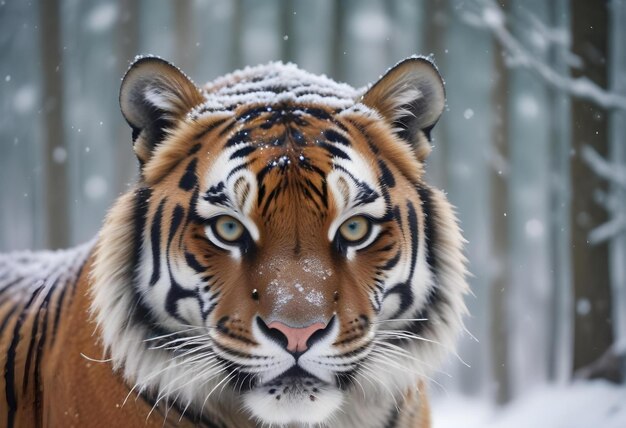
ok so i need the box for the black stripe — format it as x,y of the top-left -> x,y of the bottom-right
185,252 -> 207,274
383,201 -> 419,317
417,186 -> 438,269
302,177 -> 328,208
256,163 -> 275,190
403,185 -> 447,337
301,107 -> 333,121
23,277 -> 58,391
178,158 -> 198,191
187,143 -> 202,155
55,252 -> 89,337
324,129 -> 350,146
288,128 -> 307,146
355,181 -> 379,206
297,183 -> 322,211
235,105 -> 269,122
5,284 -> 45,428
318,141 -> 350,160
33,298 -> 50,427
225,129 -> 249,147
230,145 -> 256,160
194,116 -> 229,140
164,204 -> 197,322
261,184 -> 284,217
380,249 -> 402,271
378,159 -> 396,188
149,198 -> 166,286
203,182 -> 230,206
51,285 -> 67,343
130,187 -> 166,335
168,205 -> 185,244
217,118 -> 237,137
226,162 -> 250,180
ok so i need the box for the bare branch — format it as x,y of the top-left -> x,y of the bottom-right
582,145 -> 626,189
589,215 -> 626,245
461,0 -> 626,111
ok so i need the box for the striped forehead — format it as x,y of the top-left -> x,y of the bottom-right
194,107 -> 384,221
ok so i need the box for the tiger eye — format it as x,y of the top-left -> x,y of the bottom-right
214,216 -> 245,242
338,216 -> 371,242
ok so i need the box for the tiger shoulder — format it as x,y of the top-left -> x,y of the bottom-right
0,56 -> 468,428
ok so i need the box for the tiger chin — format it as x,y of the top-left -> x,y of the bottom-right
0,55 -> 468,428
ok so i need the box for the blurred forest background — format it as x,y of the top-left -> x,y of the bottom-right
1,0 -> 626,423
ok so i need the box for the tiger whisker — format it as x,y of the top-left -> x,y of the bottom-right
376,330 -> 470,368
158,339 -> 213,354
355,365 -> 400,411
147,333 -> 212,349
123,348 -> 218,408
366,350 -> 447,393
149,359 -> 230,422
175,360 -> 237,422
375,329 -> 441,345
371,339 -> 448,375
200,370 -> 237,419
143,326 -> 209,343
371,318 -> 428,324
80,352 -> 113,363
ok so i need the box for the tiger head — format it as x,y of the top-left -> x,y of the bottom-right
91,56 -> 468,426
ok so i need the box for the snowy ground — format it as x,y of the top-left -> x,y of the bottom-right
432,380 -> 626,428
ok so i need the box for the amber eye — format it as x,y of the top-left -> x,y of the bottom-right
338,216 -> 371,243
214,216 -> 245,242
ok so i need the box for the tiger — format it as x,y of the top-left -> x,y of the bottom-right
0,55 -> 468,428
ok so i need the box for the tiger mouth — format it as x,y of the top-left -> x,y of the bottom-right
268,365 -> 321,385
258,366 -> 329,400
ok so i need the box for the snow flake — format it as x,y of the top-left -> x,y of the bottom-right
86,3 -> 118,33
52,147 -> 67,164
14,85 -> 36,114
518,94 -> 539,118
525,218 -> 544,239
576,298 -> 591,316
84,175 -> 108,200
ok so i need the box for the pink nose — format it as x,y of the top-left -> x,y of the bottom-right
267,321 -> 326,353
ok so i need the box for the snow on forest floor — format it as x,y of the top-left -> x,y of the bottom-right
432,380 -> 626,428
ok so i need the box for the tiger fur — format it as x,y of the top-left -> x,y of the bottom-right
0,56 -> 468,427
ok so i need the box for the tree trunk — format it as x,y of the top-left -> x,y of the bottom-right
280,0 -> 295,63
547,0 -> 573,384
330,0 -> 346,81
115,0 -> 140,194
490,0 -> 511,403
231,0 -> 243,71
570,0 -> 614,374
608,0 -> 626,383
174,0 -> 194,74
39,0 -> 69,250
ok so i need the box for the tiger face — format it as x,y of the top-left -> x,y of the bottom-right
91,57 -> 468,426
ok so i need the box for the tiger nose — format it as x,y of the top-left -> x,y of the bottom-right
267,321 -> 326,353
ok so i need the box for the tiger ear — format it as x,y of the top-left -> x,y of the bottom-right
361,57 -> 445,160
119,56 -> 204,164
